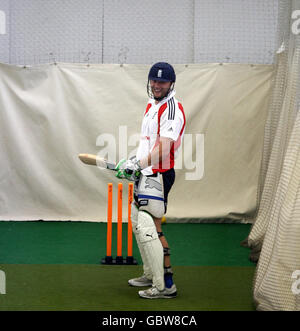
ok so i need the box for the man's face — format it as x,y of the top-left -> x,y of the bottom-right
150,80 -> 172,100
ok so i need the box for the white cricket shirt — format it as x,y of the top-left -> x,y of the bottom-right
136,90 -> 186,175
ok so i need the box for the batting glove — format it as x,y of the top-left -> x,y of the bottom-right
115,156 -> 141,181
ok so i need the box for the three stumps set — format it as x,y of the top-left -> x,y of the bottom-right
78,153 -> 137,265
101,182 -> 137,265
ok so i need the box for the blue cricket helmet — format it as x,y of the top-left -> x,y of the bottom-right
148,62 -> 176,83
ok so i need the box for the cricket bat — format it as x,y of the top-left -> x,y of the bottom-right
78,154 -> 116,171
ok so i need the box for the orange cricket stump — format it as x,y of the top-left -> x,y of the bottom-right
115,183 -> 124,264
101,183 -> 113,264
126,182 -> 137,265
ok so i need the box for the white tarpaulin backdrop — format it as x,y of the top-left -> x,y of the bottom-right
0,62 -> 273,222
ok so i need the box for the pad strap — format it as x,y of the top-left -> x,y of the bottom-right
163,247 -> 171,256
164,266 -> 173,275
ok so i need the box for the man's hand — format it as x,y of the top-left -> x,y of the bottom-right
115,156 -> 141,181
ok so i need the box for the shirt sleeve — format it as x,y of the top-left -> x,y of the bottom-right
159,105 -> 184,141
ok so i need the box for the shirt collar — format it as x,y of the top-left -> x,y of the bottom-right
149,90 -> 176,106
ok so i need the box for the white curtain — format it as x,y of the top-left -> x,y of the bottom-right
0,62 -> 273,221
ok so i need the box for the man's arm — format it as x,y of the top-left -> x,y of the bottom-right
139,137 -> 174,169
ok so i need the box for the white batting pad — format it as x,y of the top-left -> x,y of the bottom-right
136,211 -> 164,290
131,203 -> 152,280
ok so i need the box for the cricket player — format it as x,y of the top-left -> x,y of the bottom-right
115,62 -> 186,299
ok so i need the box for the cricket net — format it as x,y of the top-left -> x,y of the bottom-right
246,0 -> 300,310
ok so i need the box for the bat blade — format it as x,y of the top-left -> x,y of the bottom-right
78,154 -> 116,170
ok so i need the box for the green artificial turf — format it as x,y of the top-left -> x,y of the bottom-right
0,221 -> 253,266
0,221 -> 256,311
0,264 -> 255,311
